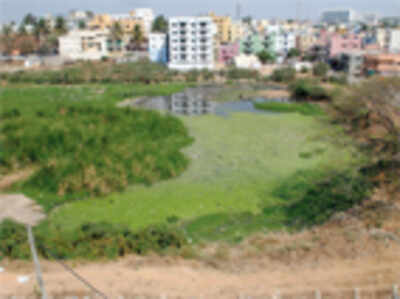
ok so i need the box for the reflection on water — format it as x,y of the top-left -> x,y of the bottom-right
127,88 -> 290,116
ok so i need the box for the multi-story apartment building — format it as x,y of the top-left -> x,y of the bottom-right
88,8 -> 154,36
321,9 -> 357,24
168,16 -> 216,70
149,33 -> 168,64
328,33 -> 363,57
376,28 -> 400,53
209,12 -> 231,44
296,33 -> 317,53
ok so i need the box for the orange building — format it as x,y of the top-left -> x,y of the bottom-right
364,54 -> 400,76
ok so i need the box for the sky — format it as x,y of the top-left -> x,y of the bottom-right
0,0 -> 400,23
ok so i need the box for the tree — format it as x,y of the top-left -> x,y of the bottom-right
132,24 -> 144,50
86,11 -> 94,19
287,48 -> 301,58
313,62 -> 329,77
33,18 -> 50,41
22,13 -> 37,26
1,24 -> 15,55
18,24 -> 28,35
78,20 -> 87,30
152,15 -> 168,33
55,16 -> 67,34
257,50 -> 276,64
110,22 -> 123,40
242,16 -> 252,25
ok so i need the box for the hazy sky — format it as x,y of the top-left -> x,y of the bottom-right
0,0 -> 400,23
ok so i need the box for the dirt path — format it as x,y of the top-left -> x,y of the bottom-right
0,194 -> 45,226
0,169 -> 34,190
1,248 -> 400,298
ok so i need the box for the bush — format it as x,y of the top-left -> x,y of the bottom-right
289,79 -> 330,101
0,220 -> 186,260
313,62 -> 329,77
227,68 -> 259,80
271,67 -> 296,83
273,169 -> 370,228
328,75 -> 348,85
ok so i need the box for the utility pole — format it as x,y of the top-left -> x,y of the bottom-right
236,2 -> 242,21
27,225 -> 48,299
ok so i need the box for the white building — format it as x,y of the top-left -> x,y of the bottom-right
321,9 -> 357,24
376,29 -> 400,53
149,33 -> 168,64
168,16 -> 216,71
130,8 -> 155,35
59,30 -> 109,60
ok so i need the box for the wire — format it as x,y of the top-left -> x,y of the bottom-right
39,244 -> 108,299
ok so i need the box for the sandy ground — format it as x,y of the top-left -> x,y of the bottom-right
1,247 -> 400,298
0,194 -> 45,226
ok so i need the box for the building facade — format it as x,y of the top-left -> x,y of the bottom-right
59,30 -> 109,60
329,33 -> 363,57
149,33 -> 168,64
321,9 -> 357,24
218,42 -> 239,65
168,16 -> 216,70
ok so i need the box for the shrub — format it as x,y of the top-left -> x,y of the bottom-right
0,220 -> 186,260
289,79 -> 330,101
227,68 -> 259,80
0,220 -> 31,260
273,169 -> 370,228
271,67 -> 296,83
313,62 -> 329,77
328,75 -> 348,85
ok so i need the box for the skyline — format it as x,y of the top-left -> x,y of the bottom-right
1,0 -> 400,23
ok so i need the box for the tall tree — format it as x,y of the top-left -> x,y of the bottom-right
152,15 -> 168,33
1,24 -> 15,55
55,16 -> 67,34
78,20 -> 87,30
110,22 -> 123,40
132,24 -> 144,50
23,13 -> 37,26
33,18 -> 50,41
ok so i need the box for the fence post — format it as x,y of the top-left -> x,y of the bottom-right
315,289 -> 322,299
272,290 -> 280,299
27,225 -> 47,299
393,285 -> 399,299
353,288 -> 360,299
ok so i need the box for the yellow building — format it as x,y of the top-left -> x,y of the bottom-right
88,14 -> 113,30
88,14 -> 147,36
209,12 -> 232,43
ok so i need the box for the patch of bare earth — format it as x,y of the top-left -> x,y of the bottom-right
0,169 -> 35,191
1,189 -> 400,297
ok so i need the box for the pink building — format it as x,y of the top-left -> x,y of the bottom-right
218,42 -> 240,65
329,34 -> 363,57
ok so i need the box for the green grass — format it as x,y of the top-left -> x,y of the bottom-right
47,112 -> 362,242
254,101 -> 324,116
0,83 -> 190,211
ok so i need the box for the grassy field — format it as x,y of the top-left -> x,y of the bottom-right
47,111 -> 362,242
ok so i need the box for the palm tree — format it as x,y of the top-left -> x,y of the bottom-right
33,18 -> 50,41
110,22 -> 123,40
1,24 -> 15,55
55,16 -> 67,35
132,24 -> 144,51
